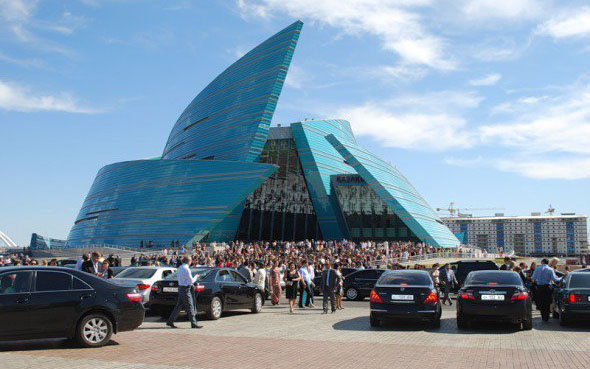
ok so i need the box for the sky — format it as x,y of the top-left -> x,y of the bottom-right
1,0 -> 589,246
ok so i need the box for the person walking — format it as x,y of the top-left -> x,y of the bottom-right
298,260 -> 312,308
270,261 -> 282,306
440,263 -> 457,306
285,262 -> 302,313
321,260 -> 337,314
167,255 -> 202,329
532,258 -> 561,322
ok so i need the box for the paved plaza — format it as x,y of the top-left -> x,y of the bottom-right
2,298 -> 590,369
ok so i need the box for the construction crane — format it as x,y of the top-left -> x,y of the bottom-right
545,204 -> 555,215
436,202 -> 505,217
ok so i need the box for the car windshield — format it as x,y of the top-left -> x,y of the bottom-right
165,268 -> 212,281
115,268 -> 157,279
378,272 -> 432,286
569,274 -> 590,288
464,271 -> 522,286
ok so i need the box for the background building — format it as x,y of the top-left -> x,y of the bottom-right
443,213 -> 588,255
62,21 -> 460,249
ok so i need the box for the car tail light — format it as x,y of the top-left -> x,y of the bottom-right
568,293 -> 584,303
459,291 -> 475,301
370,289 -> 382,303
511,291 -> 529,301
195,283 -> 205,292
151,285 -> 160,293
137,284 -> 151,291
424,289 -> 438,304
125,293 -> 142,302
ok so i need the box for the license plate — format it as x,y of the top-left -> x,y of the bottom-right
481,294 -> 504,301
163,287 -> 178,293
391,294 -> 413,301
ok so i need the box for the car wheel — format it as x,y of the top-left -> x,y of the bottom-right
429,316 -> 441,329
522,316 -> 533,331
345,287 -> 359,301
251,293 -> 263,314
76,314 -> 113,348
559,310 -> 569,326
370,314 -> 380,327
207,296 -> 223,320
457,314 -> 468,330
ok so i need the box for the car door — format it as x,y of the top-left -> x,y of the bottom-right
216,270 -> 239,306
358,270 -> 378,296
0,270 -> 33,338
28,270 -> 93,337
230,271 -> 252,306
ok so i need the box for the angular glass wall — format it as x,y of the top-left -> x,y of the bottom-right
237,127 -> 320,241
162,21 -> 303,163
67,160 -> 276,248
332,175 -> 419,241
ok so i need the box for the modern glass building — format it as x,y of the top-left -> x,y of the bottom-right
65,20 -> 460,249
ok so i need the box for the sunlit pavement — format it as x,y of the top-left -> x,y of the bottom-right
2,298 -> 590,369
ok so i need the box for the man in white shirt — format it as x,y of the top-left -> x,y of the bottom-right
253,263 -> 266,296
167,255 -> 202,329
298,260 -> 312,308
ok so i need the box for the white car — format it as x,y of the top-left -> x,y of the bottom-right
109,266 -> 176,305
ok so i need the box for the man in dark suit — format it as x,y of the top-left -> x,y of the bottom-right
321,260 -> 337,314
440,263 -> 457,305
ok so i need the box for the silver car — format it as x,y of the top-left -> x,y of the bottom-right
109,266 -> 176,305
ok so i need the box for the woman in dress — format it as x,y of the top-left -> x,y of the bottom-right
270,261 -> 282,306
334,263 -> 345,310
284,262 -> 302,313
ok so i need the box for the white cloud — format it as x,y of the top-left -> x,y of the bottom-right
337,90 -> 481,151
284,65 -> 310,89
236,0 -> 455,71
0,80 -> 100,113
480,84 -> 590,155
469,73 -> 501,86
494,157 -> 590,180
461,0 -> 546,21
537,7 -> 590,39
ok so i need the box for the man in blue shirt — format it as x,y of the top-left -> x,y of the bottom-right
532,258 -> 561,322
167,255 -> 202,329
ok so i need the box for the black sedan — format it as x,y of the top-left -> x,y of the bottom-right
552,272 -> 590,326
456,270 -> 532,330
0,266 -> 144,347
370,270 -> 441,328
343,269 -> 387,301
149,267 -> 264,320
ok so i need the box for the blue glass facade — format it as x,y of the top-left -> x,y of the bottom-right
30,233 -> 67,250
325,134 -> 460,248
162,21 -> 302,162
67,160 -> 276,247
496,222 -> 505,251
533,222 -> 543,253
291,119 -> 357,240
566,221 -> 576,254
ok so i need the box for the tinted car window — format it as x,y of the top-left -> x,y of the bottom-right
458,262 -> 498,273
116,268 -> 157,279
464,271 -> 522,286
378,272 -> 432,286
0,271 -> 33,294
36,271 -> 72,291
216,270 -> 233,282
231,271 -> 247,283
73,276 -> 92,290
569,274 -> 590,288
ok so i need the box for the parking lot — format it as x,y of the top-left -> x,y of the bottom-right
2,297 -> 590,369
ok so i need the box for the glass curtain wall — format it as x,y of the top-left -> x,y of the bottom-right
332,175 -> 419,242
237,138 -> 320,241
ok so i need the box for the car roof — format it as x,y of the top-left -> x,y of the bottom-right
0,266 -> 76,272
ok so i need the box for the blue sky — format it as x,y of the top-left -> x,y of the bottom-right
1,0 -> 589,246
